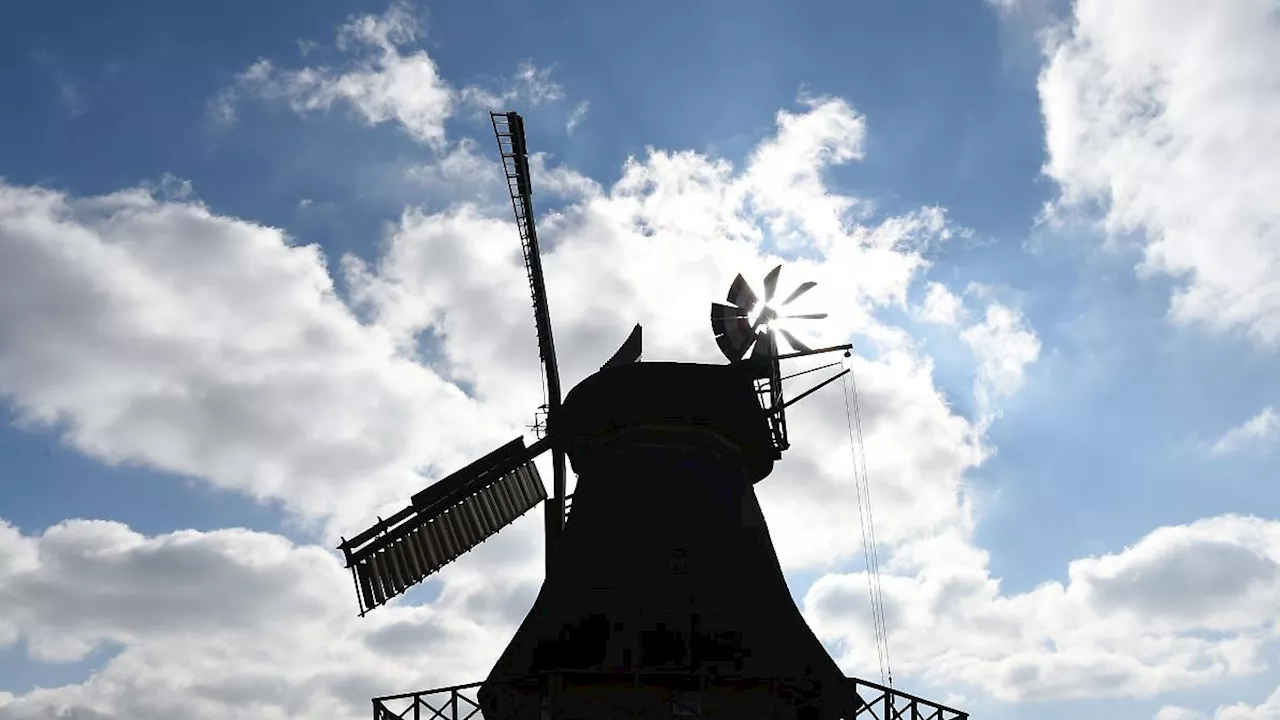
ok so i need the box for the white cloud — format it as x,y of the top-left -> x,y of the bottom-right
402,140 -> 601,215
5,510 -> 1278,717
742,95 -> 874,253
0,519 -> 529,720
214,4 -> 574,148
403,136 -> 507,209
1038,0 -> 1280,347
458,60 -> 567,114
1213,407 -> 1280,457
0,180 -> 518,536
56,76 -> 87,118
916,281 -> 966,325
960,301 -> 1042,408
31,53 -> 88,119
986,0 -> 1057,15
1157,682 -> 1280,720
221,2 -> 454,144
566,100 -> 589,134
1157,708 -> 1208,720
1214,684 -> 1280,720
511,61 -> 566,105
806,514 -> 1280,703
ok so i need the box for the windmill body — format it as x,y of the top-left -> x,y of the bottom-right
479,362 -> 854,719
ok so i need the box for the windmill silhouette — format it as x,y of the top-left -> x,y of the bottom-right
337,112 -> 968,720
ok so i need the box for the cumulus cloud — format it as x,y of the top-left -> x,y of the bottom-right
5,513 -> 1276,716
566,100 -> 589,134
960,301 -> 1042,408
1212,407 -> 1280,457
458,60 -> 567,113
211,3 -> 576,145
1213,684 -> 1280,719
916,281 -> 966,325
806,514 -> 1280,703
1038,0 -> 1280,347
0,180 -> 519,536
214,2 -> 452,143
1157,682 -> 1280,720
1156,708 -> 1209,720
0,519 -> 528,720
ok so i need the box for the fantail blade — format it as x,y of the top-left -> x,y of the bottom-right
727,274 -> 759,311
711,302 -> 755,361
778,327 -> 813,354
779,281 -> 817,306
762,264 -> 782,303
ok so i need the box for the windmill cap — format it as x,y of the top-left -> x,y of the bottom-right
558,362 -> 776,482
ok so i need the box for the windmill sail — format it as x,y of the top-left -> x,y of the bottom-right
338,437 -> 549,614
492,111 -> 568,552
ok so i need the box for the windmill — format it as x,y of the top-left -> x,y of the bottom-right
339,112 -> 969,720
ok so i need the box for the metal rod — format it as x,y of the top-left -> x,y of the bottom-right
339,504 -> 418,555
774,343 -> 853,361
410,437 -> 527,510
781,361 -> 842,381
770,369 -> 851,414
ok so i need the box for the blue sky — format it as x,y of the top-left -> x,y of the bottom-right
2,1 -> 1279,719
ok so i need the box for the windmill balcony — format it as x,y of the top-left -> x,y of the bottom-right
371,671 -> 968,720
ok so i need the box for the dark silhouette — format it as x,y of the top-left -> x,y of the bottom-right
479,362 -> 858,719
336,112 -> 967,720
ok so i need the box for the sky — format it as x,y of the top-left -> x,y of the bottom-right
1,0 -> 1279,718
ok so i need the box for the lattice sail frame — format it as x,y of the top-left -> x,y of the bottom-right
338,438 -> 549,615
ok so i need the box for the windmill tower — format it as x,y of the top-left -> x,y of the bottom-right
338,112 -> 968,720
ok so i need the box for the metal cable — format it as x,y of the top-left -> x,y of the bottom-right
842,362 -> 893,687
